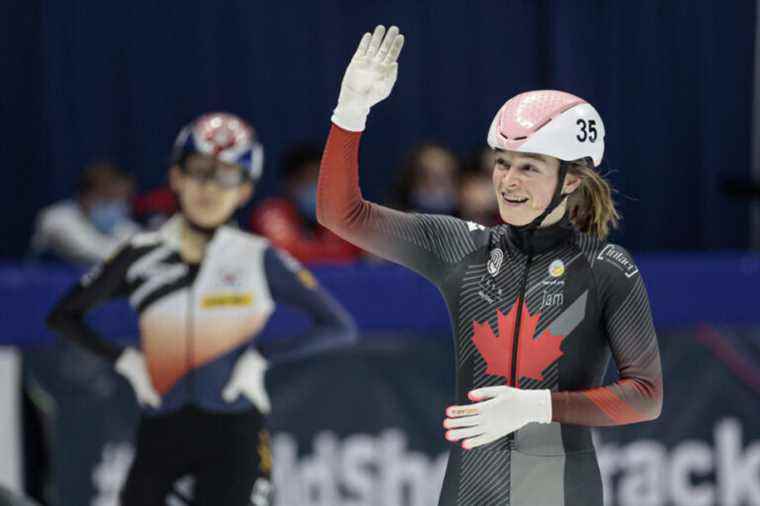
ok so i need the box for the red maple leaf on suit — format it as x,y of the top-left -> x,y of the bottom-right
471,301 -> 566,386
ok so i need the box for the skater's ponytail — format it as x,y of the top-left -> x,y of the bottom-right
566,160 -> 620,240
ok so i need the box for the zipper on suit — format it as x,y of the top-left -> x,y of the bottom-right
510,253 -> 533,388
508,233 -> 534,449
509,232 -> 535,388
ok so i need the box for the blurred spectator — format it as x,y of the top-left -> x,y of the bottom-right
30,161 -> 140,265
250,143 -> 362,264
458,146 -> 500,227
458,173 -> 500,227
392,142 -> 460,215
132,184 -> 178,230
25,161 -> 141,503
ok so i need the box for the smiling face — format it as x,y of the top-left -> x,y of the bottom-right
491,149 -> 580,227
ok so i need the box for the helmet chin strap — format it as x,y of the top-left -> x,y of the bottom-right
517,160 -> 570,231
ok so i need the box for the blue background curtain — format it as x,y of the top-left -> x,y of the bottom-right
1,0 -> 755,256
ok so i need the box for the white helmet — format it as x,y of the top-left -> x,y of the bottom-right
487,90 -> 605,167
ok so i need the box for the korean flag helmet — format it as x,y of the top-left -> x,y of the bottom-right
172,112 -> 264,181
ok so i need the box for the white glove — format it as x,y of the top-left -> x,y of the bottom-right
115,347 -> 162,408
443,386 -> 552,449
332,24 -> 405,132
222,349 -> 271,414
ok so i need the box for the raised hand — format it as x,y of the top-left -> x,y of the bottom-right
332,25 -> 405,132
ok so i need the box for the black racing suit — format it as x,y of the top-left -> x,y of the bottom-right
47,216 -> 356,506
318,125 -> 663,506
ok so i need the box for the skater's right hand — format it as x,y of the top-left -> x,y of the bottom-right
115,347 -> 162,408
331,25 -> 405,132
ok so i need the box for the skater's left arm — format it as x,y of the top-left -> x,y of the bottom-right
551,245 -> 663,426
257,247 -> 357,363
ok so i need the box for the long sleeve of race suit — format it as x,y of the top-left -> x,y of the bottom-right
551,254 -> 663,426
46,246 -> 135,362
317,124 -> 478,282
257,246 -> 358,363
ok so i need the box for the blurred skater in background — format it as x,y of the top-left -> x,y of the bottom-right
48,112 -> 356,506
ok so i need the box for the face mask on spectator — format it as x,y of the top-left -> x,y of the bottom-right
90,200 -> 130,235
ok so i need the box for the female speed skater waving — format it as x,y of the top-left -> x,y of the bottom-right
317,25 -> 662,506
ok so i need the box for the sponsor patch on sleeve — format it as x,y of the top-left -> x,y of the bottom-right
297,269 -> 318,289
597,244 -> 639,278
